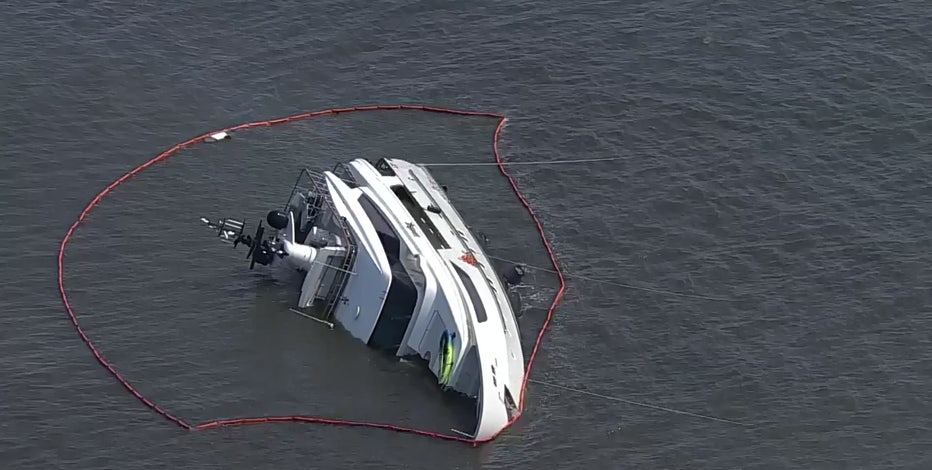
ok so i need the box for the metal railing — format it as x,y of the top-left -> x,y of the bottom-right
283,167 -> 358,320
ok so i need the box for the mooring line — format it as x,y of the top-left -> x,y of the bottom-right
528,379 -> 749,427
489,255 -> 738,302
418,156 -> 623,167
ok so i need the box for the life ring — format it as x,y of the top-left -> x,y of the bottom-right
438,331 -> 456,386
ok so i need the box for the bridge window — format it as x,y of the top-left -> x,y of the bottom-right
391,185 -> 450,250
453,265 -> 488,323
358,194 -> 418,351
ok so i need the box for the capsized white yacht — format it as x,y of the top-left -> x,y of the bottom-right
202,157 -> 526,439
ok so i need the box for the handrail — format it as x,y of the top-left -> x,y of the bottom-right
280,168 -> 358,319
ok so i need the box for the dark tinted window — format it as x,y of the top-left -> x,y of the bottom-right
374,158 -> 397,176
453,266 -> 488,323
357,194 -> 400,261
358,194 -> 419,351
368,261 -> 418,352
391,185 -> 450,250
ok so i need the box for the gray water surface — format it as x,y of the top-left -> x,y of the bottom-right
1,1 -> 931,468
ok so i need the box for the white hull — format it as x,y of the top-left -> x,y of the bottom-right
270,158 -> 524,439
